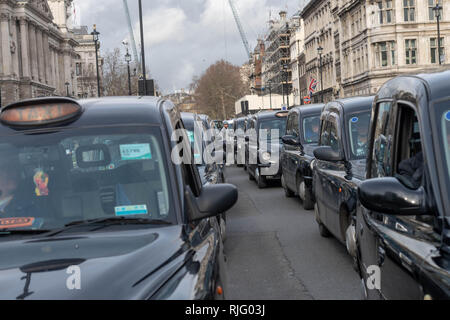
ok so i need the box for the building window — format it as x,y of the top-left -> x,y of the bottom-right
430,37 -> 445,64
390,41 -> 396,65
403,0 -> 415,22
405,39 -> 417,65
428,0 -> 443,21
375,42 -> 396,67
76,63 -> 82,76
378,1 -> 394,24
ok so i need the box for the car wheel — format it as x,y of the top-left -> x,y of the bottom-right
282,174 -> 294,197
256,168 -> 267,189
315,203 -> 331,237
297,179 -> 313,210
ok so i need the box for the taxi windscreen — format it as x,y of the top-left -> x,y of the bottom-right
0,126 -> 174,232
258,118 -> 287,141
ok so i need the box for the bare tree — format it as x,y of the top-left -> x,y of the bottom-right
102,48 -> 140,96
192,60 -> 247,119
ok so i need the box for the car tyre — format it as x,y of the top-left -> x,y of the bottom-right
248,169 -> 255,181
298,179 -> 314,210
256,168 -> 267,189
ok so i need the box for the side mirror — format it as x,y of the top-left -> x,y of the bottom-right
358,177 -> 426,215
186,184 -> 238,221
281,135 -> 300,146
313,146 -> 344,162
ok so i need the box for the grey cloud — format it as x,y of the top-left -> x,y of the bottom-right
76,0 -> 301,93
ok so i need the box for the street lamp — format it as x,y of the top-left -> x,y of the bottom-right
125,48 -> 132,96
91,24 -> 101,97
432,2 -> 443,65
65,82 -> 70,97
283,64 -> 289,108
317,46 -> 324,103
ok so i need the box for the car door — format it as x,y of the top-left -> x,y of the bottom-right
283,112 -> 296,189
314,115 -> 331,226
358,101 -> 425,299
322,111 -> 345,236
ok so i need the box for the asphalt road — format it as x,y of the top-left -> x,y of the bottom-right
224,166 -> 362,300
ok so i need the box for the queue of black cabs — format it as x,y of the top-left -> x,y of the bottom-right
0,96 -> 237,300
231,70 -> 449,300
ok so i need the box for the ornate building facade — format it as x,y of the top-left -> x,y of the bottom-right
300,0 -> 450,102
0,0 -> 82,106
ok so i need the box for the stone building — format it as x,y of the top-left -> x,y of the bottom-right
338,0 -> 449,97
300,0 -> 450,102
73,25 -> 103,99
0,0 -> 81,106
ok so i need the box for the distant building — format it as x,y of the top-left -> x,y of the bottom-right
166,90 -> 200,114
289,14 -> 306,106
0,0 -> 80,106
73,26 -> 104,98
262,11 -> 292,97
300,0 -> 450,102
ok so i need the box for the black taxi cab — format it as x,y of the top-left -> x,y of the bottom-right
246,110 -> 288,188
356,70 -> 450,300
312,96 -> 373,258
0,97 -> 237,300
280,104 -> 324,210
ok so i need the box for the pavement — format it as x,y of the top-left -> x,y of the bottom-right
224,166 -> 363,300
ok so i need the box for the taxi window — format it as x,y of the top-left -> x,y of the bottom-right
303,115 -> 320,144
0,126 -> 174,231
370,102 -> 393,178
258,118 -> 287,141
347,112 -> 371,159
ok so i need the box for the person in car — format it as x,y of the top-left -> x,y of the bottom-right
0,163 -> 20,214
397,151 -> 424,189
305,122 -> 319,143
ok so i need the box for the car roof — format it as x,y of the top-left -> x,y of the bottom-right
325,96 -> 375,117
377,69 -> 450,104
255,110 -> 289,120
0,97 -> 169,134
290,104 -> 325,117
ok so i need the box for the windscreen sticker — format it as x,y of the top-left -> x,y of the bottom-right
0,217 -> 35,229
351,117 -> 359,123
115,205 -> 148,216
33,169 -> 49,196
120,144 -> 152,160
445,111 -> 450,121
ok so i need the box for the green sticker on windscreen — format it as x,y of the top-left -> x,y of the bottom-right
187,131 -> 195,143
120,144 -> 152,160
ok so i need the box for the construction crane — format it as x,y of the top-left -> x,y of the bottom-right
228,0 -> 252,60
122,0 -> 140,69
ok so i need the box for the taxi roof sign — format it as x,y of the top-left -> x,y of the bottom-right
1,98 -> 82,127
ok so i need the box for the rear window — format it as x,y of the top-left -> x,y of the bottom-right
258,118 -> 287,141
0,126 -> 174,231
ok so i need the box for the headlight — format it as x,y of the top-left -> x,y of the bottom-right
261,152 -> 271,162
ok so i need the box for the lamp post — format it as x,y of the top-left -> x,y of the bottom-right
317,46 -> 323,103
125,48 -> 132,95
91,24 -> 101,97
433,2 -> 443,65
268,80 -> 273,110
65,82 -> 70,97
283,64 -> 289,108
139,0 -> 147,95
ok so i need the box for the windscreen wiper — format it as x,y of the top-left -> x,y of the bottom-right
45,217 -> 172,237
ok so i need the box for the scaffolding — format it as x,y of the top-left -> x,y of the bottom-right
262,11 -> 292,95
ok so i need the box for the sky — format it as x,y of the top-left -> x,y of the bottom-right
74,0 -> 307,94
